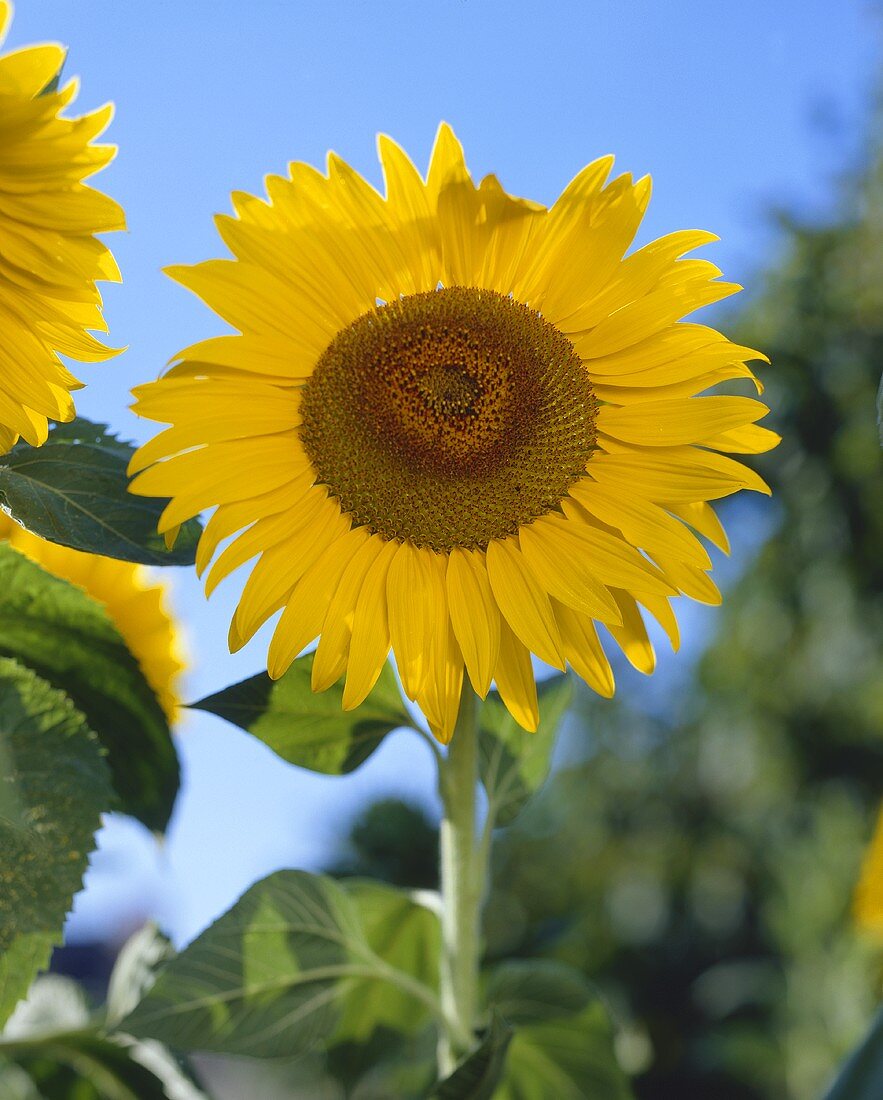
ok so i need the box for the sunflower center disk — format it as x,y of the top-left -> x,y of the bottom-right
300,286 -> 598,552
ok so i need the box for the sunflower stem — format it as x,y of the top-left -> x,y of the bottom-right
437,682 -> 484,1077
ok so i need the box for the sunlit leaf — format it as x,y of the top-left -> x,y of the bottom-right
0,418 -> 201,566
190,654 -> 412,775
0,545 -> 177,831
0,660 -> 112,1029
335,881 -> 440,1042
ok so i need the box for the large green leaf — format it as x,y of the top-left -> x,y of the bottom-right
0,418 -> 201,566
0,545 -> 177,832
823,1006 -> 883,1099
433,1015 -> 513,1100
486,959 -> 633,1100
122,870 -> 442,1059
190,653 -> 413,775
478,675 -> 572,827
0,659 -> 113,1028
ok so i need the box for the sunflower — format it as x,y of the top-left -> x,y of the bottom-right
0,516 -> 184,719
854,806 -> 883,939
129,124 -> 776,742
0,0 -> 124,454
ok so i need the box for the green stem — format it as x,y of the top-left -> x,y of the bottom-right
437,682 -> 484,1076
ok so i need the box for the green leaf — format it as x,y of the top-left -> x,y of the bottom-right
822,1005 -> 883,1099
0,417 -> 201,566
433,1014 -> 513,1100
478,675 -> 572,827
484,960 -> 633,1100
190,653 -> 412,775
0,935 -> 59,1036
0,545 -> 177,832
486,960 -> 594,1025
327,1025 -> 438,1098
335,880 -> 440,1042
0,659 -> 113,1028
122,870 -> 441,1059
494,1003 -> 633,1100
0,1031 -> 182,1100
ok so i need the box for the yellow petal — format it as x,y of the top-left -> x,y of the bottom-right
605,591 -> 655,674
387,542 -> 445,701
485,538 -> 565,670
446,547 -> 500,698
597,396 -> 769,448
666,502 -> 730,554
267,527 -> 370,679
552,599 -> 615,698
493,618 -> 539,733
568,480 -> 711,568
342,539 -> 398,710
518,520 -> 622,622
311,535 -> 385,693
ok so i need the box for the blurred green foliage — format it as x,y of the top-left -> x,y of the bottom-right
328,139 -> 883,1098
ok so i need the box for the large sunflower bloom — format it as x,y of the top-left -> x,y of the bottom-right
0,1 -> 124,454
129,124 -> 776,742
0,516 -> 184,719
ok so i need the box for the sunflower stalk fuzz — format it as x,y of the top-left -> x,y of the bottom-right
437,682 -> 484,1076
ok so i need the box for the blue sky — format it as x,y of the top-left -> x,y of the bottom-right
6,1 -> 878,944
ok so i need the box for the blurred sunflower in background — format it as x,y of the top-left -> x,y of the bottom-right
0,0 -> 124,454
855,807 -> 883,940
0,516 -> 184,718
130,123 -> 776,742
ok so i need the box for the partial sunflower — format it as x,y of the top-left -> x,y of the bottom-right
129,124 -> 777,742
0,516 -> 184,719
0,1 -> 124,454
854,806 -> 883,940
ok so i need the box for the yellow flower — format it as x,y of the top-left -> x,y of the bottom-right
0,516 -> 184,719
129,124 -> 776,742
0,1 -> 124,454
855,807 -> 883,939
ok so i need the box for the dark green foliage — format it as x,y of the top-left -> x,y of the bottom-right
0,418 -> 201,566
330,799 -> 439,889
0,544 -> 177,831
0,1030 -> 198,1099
0,660 -> 113,1028
823,1006 -> 883,1098
433,1015 -> 513,1100
190,652 -> 412,775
